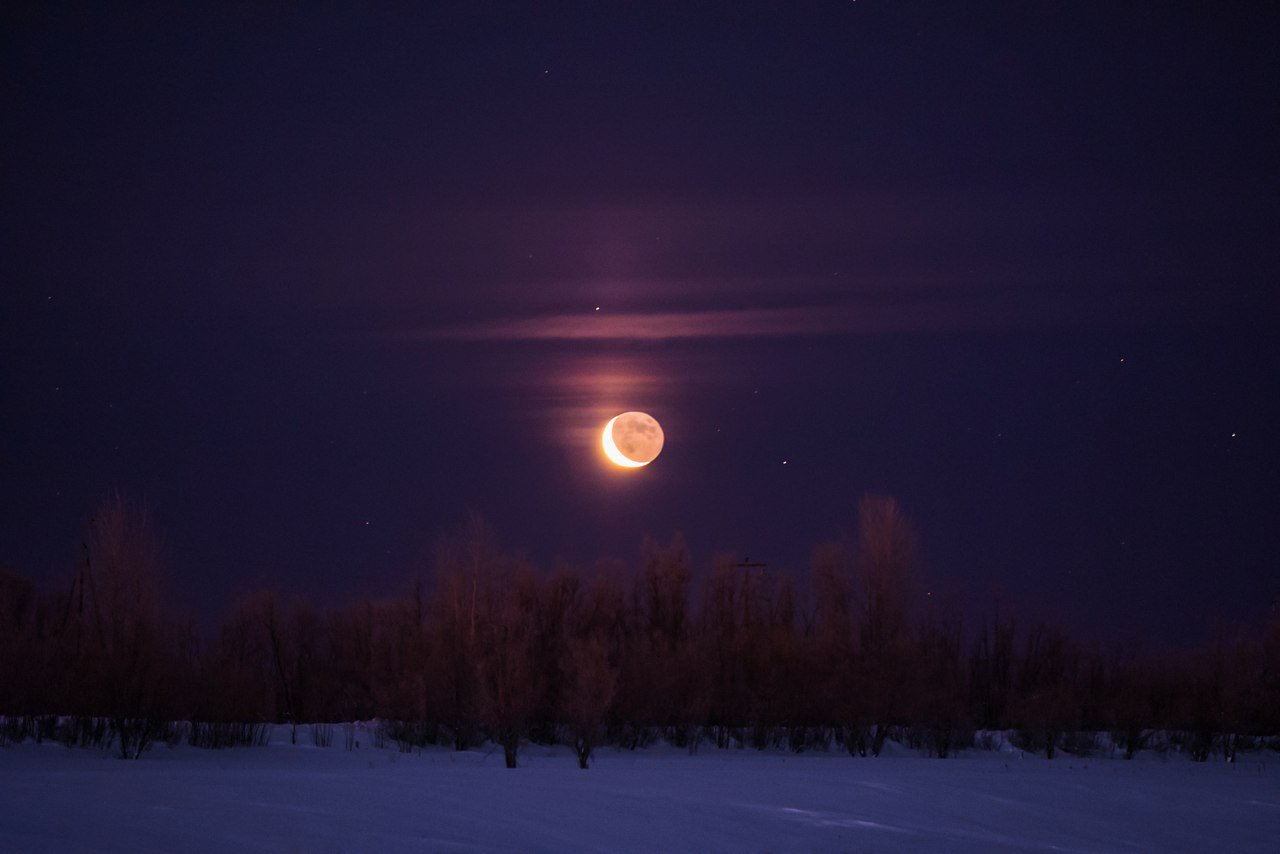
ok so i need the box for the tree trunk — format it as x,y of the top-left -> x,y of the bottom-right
502,730 -> 519,768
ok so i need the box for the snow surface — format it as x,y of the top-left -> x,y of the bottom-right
2,727 -> 1278,853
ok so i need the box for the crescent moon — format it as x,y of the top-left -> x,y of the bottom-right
602,412 -> 664,468
602,415 -> 648,467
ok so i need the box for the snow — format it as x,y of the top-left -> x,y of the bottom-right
2,728 -> 1278,853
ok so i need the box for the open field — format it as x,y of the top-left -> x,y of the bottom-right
2,728 -> 1278,853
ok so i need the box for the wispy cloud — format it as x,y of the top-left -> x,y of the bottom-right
400,301 -> 1005,342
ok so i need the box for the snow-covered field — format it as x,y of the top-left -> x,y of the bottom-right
2,727 -> 1278,853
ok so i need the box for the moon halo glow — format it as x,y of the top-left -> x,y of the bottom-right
602,411 -> 664,468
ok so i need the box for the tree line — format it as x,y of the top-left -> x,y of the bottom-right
1,495 -> 1277,766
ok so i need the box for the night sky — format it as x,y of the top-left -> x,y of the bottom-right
3,2 -> 1277,643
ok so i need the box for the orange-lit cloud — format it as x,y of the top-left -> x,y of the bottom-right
404,303 -> 983,342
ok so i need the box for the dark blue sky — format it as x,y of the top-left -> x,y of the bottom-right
3,2 -> 1277,642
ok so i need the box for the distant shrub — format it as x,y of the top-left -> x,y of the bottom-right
379,720 -> 441,753
57,716 -> 111,750
1060,731 -> 1097,757
662,723 -> 699,751
111,716 -> 172,759
1112,726 -> 1149,760
912,726 -> 975,758
311,723 -> 333,748
189,721 -> 270,749
1147,729 -> 1173,756
0,716 -> 29,747
1185,728 -> 1217,762
1012,727 -> 1059,758
975,730 -> 1005,752
607,723 -> 657,751
751,725 -> 782,751
163,720 -> 189,747
34,715 -> 59,743
787,725 -> 833,753
841,725 -> 872,757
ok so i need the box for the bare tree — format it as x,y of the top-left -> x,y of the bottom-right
530,565 -> 581,742
434,515 -> 542,767
560,633 -> 617,768
912,611 -> 968,757
1107,649 -> 1155,760
0,570 -> 35,715
261,592 -> 306,741
630,534 -> 707,747
369,593 -> 429,731
431,515 -> 492,750
638,533 -> 693,652
1011,622 -> 1080,759
1261,609 -> 1280,736
969,611 -> 1017,731
701,555 -> 748,746
78,496 -> 175,758
808,541 -> 863,752
475,561 -> 542,767
199,593 -> 276,726
855,495 -> 918,755
811,541 -> 853,655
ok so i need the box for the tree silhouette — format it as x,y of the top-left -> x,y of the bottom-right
855,495 -> 918,755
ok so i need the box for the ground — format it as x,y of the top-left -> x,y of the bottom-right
2,727 -> 1277,852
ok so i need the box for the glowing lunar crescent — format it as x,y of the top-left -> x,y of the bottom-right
602,411 -> 664,468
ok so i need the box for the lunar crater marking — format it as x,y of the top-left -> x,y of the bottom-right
603,411 -> 664,467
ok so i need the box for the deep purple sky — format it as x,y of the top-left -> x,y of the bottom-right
3,2 -> 1277,642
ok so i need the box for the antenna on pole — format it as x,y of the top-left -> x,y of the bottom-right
732,557 -> 771,617
733,557 -> 769,588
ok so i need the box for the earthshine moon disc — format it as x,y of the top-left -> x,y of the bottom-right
602,411 -> 664,468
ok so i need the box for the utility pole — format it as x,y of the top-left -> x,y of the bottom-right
733,557 -> 771,619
